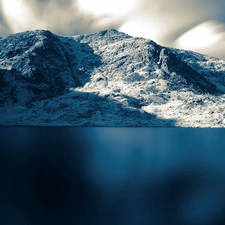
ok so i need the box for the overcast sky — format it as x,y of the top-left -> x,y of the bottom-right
1,0 -> 225,59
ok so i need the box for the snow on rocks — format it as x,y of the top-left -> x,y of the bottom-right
0,29 -> 225,127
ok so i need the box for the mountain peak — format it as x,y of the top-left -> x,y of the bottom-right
96,28 -> 129,36
0,29 -> 225,127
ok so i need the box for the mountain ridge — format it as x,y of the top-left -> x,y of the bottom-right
0,29 -> 225,127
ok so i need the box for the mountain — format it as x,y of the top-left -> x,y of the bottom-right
0,29 -> 225,127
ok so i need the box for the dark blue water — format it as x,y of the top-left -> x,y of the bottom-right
1,127 -> 225,225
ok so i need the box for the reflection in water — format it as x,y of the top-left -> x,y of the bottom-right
0,128 -> 225,225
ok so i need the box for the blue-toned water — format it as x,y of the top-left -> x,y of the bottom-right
1,128 -> 225,225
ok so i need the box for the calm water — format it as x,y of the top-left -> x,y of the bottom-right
1,127 -> 225,225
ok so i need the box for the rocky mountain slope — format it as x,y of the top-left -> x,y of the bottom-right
0,29 -> 225,127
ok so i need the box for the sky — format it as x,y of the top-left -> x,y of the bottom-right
1,0 -> 225,59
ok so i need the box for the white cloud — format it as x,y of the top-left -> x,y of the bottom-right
77,0 -> 136,18
118,0 -> 207,46
118,9 -> 175,43
1,0 -> 225,59
174,21 -> 225,59
175,21 -> 225,49
118,0 -> 225,59
0,0 -> 126,36
1,0 -> 46,33
76,0 -> 137,32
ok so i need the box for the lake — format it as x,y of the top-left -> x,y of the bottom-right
0,127 -> 225,225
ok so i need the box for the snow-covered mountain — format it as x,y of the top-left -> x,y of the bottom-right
0,29 -> 225,127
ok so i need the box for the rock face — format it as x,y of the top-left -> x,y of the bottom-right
0,30 -> 101,104
0,29 -> 225,127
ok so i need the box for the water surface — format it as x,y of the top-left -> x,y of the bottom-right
0,127 -> 225,225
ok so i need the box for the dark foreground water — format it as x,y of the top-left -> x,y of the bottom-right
1,128 -> 225,225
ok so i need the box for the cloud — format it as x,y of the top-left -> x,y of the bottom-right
0,1 -> 10,36
77,0 -> 136,18
119,0 -> 225,42
1,0 -> 46,33
173,20 -> 225,59
0,18 -> 7,36
118,0 -> 225,59
0,0 -> 125,36
175,21 -> 225,48
1,0 -> 225,59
